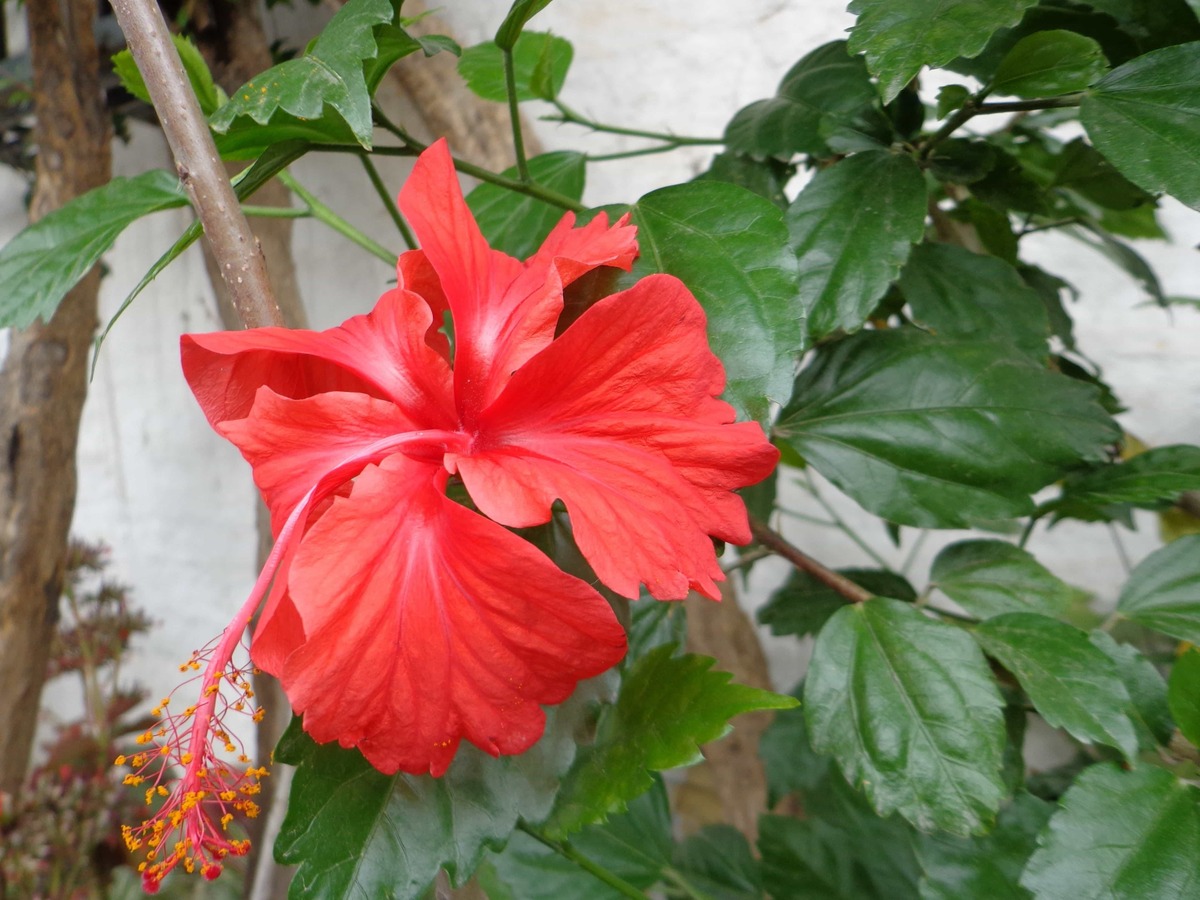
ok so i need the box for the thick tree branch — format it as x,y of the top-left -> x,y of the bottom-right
109,0 -> 282,328
749,517 -> 873,603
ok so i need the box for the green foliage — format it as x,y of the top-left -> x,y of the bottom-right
1089,631 -> 1174,750
758,568 -> 916,638
630,180 -> 804,424
465,151 -> 585,258
458,32 -> 573,102
495,0 -> 557,50
1021,764 -> 1200,899
1167,648 -> 1200,747
929,540 -> 1074,619
1051,445 -> 1200,521
112,33 -> 225,116
805,598 -> 1007,834
1118,535 -> 1200,643
992,30 -> 1107,98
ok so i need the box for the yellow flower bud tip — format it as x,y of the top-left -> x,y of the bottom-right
114,755 -> 127,766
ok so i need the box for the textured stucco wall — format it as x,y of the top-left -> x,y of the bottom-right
12,1 -> 1197,756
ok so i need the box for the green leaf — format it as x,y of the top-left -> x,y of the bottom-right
626,599 -> 687,665
760,687 -> 832,804
1052,138 -> 1156,212
993,30 -> 1107,98
458,32 -> 572,102
0,170 -> 186,328
672,826 -> 763,900
112,33 -> 224,116
697,152 -> 792,210
1080,0 -> 1200,53
465,151 -> 584,258
1118,534 -> 1200,643
1168,648 -> 1200,747
758,568 -> 916,638
929,540 -> 1073,619
805,598 -> 1007,834
776,330 -> 1119,528
1054,445 -> 1200,517
210,0 -> 420,155
936,84 -> 971,118
1021,764 -> 1200,899
1019,265 -> 1076,350
1081,41 -> 1200,210
1089,631 -> 1174,750
1066,222 -> 1166,305
630,180 -> 804,424
546,645 -> 798,837
785,150 -> 926,340
927,139 -> 998,184
724,41 -> 889,159
847,0 -> 1042,102
495,0 -> 555,50
917,791 -> 1053,900
900,242 -> 1050,359
973,613 -> 1138,759
274,680 -> 608,900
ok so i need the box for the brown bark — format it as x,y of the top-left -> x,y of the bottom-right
0,0 -> 112,794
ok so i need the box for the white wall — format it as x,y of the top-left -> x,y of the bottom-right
22,1 -> 1200,755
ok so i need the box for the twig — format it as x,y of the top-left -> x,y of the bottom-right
550,99 -> 722,145
358,154 -> 416,250
110,0 -> 282,328
517,824 -> 653,900
748,517 -> 873,603
503,48 -> 530,181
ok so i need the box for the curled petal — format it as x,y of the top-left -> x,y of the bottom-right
525,210 -> 638,288
280,455 -> 627,776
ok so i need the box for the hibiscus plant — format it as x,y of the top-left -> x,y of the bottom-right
3,0 -> 1200,897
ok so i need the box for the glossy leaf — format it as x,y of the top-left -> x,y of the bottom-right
758,568 -> 916,638
1081,42 -> 1200,210
631,180 -> 804,424
209,0 -> 420,155
1054,445 -> 1200,518
1021,764 -> 1200,899
1052,138 -> 1156,212
1089,631 -> 1174,750
1168,648 -> 1200,747
466,151 -> 585,258
786,150 -> 926,340
900,242 -> 1050,359
672,826 -> 763,900
274,680 -> 609,899
974,613 -> 1138,759
1118,534 -> 1200,644
458,32 -> 572,102
698,152 -> 791,209
0,170 -> 185,328
724,41 -> 888,159
112,33 -> 224,116
937,84 -> 971,118
495,0 -> 555,49
776,330 -> 1119,528
930,540 -> 1073,619
992,30 -> 1106,98
759,688 -> 831,804
847,0 -> 1041,101
917,792 -> 1052,900
805,598 -> 1007,834
546,645 -> 797,837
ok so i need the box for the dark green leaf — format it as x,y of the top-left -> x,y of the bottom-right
956,199 -> 1019,264
740,465 -> 778,527
465,151 -> 584,258
936,84 -> 971,118
275,681 -> 607,899
776,330 -> 1119,529
112,33 -> 224,116
930,540 -> 1073,619
210,0 -> 419,155
1118,534 -> 1200,643
1065,222 -> 1166,304
786,150 -> 926,340
1055,445 -> 1200,516
973,613 -> 1138,759
0,170 -> 185,328
626,600 -> 687,664
631,180 -> 804,424
1168,648 -> 1200,747
1089,631 -> 1174,749
673,826 -> 763,900
1052,138 -> 1156,211
495,0 -> 555,50
1019,265 -> 1076,350
546,645 -> 797,836
1081,0 -> 1200,52
1021,763 -> 1200,899
993,30 -> 1107,98
971,147 -> 1051,214
917,792 -> 1052,900
758,568 -> 916,638
847,0 -> 1042,101
760,687 -> 831,803
458,32 -> 572,103
697,152 -> 792,209
1081,41 -> 1200,210
724,41 -> 888,159
927,139 -> 998,184
900,242 -> 1050,359
805,598 -> 1007,834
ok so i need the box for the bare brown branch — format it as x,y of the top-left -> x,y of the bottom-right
750,517 -> 874,603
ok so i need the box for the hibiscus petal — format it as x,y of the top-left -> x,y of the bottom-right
181,287 -> 455,430
279,455 -> 626,776
458,274 -> 779,601
526,210 -> 638,288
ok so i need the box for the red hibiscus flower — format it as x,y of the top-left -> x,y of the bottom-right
121,138 -> 777,889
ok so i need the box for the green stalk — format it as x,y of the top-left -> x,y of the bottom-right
503,48 -> 531,182
551,99 -> 722,145
358,153 -> 416,250
277,171 -> 397,265
517,824 -> 654,900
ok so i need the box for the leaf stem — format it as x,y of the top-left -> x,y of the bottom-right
517,823 -> 654,900
920,90 -> 1083,159
748,516 -> 873,603
277,171 -> 397,265
550,99 -> 723,145
503,48 -> 531,182
358,153 -> 416,250
975,93 -> 1085,115
661,866 -> 716,900
240,205 -> 309,219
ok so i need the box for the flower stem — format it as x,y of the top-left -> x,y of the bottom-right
518,824 -> 653,900
550,99 -> 723,145
358,153 -> 416,250
240,205 -> 309,219
277,171 -> 397,265
503,48 -> 531,182
748,516 -> 873,603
